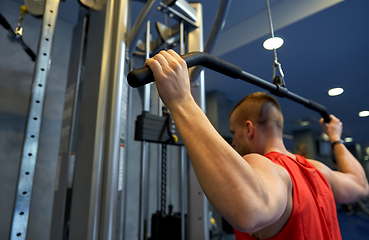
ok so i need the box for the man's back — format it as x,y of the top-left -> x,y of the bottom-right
234,152 -> 342,240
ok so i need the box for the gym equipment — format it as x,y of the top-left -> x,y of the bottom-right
9,1 -> 60,239
150,206 -> 184,240
24,0 -> 46,16
265,0 -> 285,86
135,110 -> 183,145
189,0 -> 232,82
127,51 -> 331,123
0,10 -> 36,61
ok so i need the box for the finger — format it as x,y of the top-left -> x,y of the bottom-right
167,49 -> 182,61
167,49 -> 187,66
159,50 -> 177,64
152,52 -> 170,67
145,58 -> 162,74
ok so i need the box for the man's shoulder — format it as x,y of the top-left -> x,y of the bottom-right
306,159 -> 333,186
244,153 -> 292,186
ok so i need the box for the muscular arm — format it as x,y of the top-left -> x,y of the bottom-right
318,115 -> 369,203
145,50 -> 289,232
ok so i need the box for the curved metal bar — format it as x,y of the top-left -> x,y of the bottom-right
127,0 -> 160,60
127,51 -> 331,123
190,0 -> 232,82
204,0 -> 232,54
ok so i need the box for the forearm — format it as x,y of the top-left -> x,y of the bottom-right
320,115 -> 369,197
333,142 -> 368,190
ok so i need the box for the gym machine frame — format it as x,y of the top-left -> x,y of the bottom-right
10,0 -> 60,239
9,0 -> 239,239
48,0 -> 231,240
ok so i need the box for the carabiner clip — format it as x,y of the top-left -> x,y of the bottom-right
273,60 -> 285,87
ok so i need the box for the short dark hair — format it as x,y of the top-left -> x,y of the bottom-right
231,92 -> 284,136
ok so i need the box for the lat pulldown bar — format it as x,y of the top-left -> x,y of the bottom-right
127,51 -> 331,123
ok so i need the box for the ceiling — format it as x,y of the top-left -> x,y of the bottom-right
198,0 -> 369,144
12,0 -> 369,145
201,0 -> 369,143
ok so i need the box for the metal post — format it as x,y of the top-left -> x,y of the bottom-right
65,0 -> 131,239
127,0 -> 160,60
139,20 -> 151,240
188,3 -> 205,109
179,19 -> 187,240
139,141 -> 149,240
120,57 -> 135,240
49,8 -> 88,240
186,3 -> 209,240
180,146 -> 187,240
10,0 -> 60,239
99,0 -> 130,237
157,101 -> 163,213
190,0 -> 232,82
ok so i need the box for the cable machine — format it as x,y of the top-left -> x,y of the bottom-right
9,0 -> 332,239
46,0 -> 230,239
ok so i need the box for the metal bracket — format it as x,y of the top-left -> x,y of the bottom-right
158,1 -> 198,30
10,0 -> 60,239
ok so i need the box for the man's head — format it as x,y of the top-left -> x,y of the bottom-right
229,92 -> 284,155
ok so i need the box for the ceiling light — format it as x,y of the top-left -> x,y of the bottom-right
321,133 -> 330,141
300,121 -> 309,126
328,88 -> 344,96
344,137 -> 353,143
359,111 -> 369,117
263,37 -> 284,50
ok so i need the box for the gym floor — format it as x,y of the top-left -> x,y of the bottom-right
337,201 -> 369,240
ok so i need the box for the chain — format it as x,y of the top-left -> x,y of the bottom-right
161,143 -> 167,215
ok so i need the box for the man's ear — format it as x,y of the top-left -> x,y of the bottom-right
245,120 -> 254,139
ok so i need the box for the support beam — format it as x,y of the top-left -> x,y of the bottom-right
10,0 -> 60,239
187,3 -> 210,240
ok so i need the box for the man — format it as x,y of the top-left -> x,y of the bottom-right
145,50 -> 369,239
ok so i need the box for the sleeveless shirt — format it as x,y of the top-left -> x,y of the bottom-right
233,152 -> 341,240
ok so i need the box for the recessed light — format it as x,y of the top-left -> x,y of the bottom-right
300,121 -> 309,126
321,133 -> 330,141
359,111 -> 369,117
344,137 -> 353,143
328,88 -> 344,96
263,37 -> 284,50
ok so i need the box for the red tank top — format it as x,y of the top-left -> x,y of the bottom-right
233,152 -> 341,240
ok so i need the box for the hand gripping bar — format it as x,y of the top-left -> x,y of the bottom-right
127,51 -> 331,123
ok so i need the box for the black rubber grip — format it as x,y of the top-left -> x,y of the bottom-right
25,47 -> 36,62
127,51 -> 243,88
307,100 -> 331,123
0,12 -> 12,30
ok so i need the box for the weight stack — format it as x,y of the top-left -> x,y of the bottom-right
150,211 -> 184,240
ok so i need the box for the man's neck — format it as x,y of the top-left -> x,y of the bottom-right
260,137 -> 295,159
